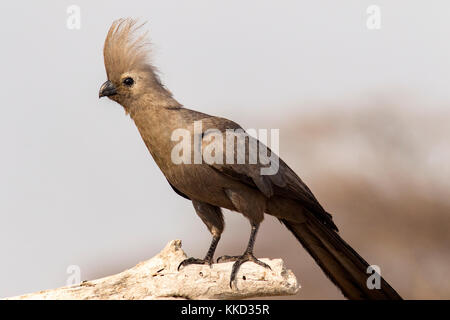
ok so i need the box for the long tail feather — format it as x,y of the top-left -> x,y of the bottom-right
280,218 -> 402,300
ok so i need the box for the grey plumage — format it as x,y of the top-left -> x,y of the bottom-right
98,18 -> 402,299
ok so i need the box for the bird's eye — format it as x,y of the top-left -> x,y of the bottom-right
123,77 -> 134,86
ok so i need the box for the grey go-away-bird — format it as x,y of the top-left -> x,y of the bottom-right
98,19 -> 402,299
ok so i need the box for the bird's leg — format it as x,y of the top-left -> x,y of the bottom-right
178,200 -> 224,271
178,235 -> 220,270
217,223 -> 271,288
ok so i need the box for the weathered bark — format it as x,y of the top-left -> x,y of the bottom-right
6,240 -> 299,300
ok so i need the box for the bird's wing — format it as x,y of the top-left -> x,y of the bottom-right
198,116 -> 335,227
194,116 -> 403,299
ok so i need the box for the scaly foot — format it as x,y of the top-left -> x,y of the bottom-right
178,257 -> 213,271
217,252 -> 271,288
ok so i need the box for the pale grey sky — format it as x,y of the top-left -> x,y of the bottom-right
1,1 -> 449,297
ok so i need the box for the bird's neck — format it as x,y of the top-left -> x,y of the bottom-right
125,88 -> 182,117
127,93 -> 184,172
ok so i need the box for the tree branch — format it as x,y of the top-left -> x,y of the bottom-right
6,240 -> 299,300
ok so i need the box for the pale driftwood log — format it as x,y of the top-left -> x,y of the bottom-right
6,240 -> 299,300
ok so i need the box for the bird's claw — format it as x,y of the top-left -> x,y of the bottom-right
177,257 -> 213,271
217,252 -> 271,288
216,255 -> 241,263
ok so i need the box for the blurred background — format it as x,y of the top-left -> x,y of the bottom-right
0,0 -> 449,299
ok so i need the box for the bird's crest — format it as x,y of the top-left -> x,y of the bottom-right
103,18 -> 153,81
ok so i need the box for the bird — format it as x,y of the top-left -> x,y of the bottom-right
98,18 -> 402,300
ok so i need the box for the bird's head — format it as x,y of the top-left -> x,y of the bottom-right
99,19 -> 172,110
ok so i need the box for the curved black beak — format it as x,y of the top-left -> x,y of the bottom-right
99,80 -> 117,98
